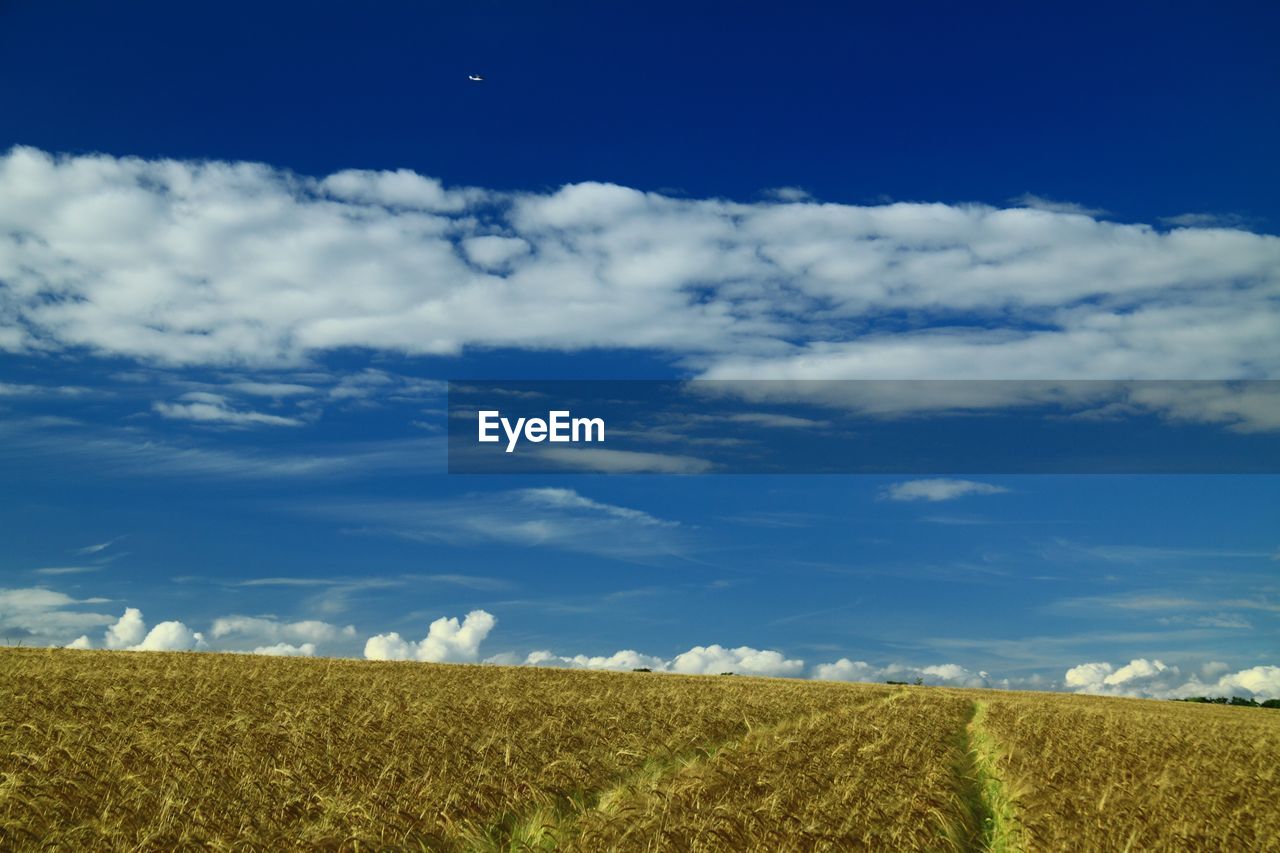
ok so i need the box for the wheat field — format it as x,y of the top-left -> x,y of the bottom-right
1,648 -> 1277,851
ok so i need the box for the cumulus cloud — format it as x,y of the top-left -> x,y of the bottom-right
104,607 -> 147,649
3,146 -> 1278,386
364,610 -> 496,663
49,598 -> 349,656
671,644 -> 805,677
462,235 -> 530,269
517,644 -> 1004,686
812,658 -> 993,688
252,642 -> 317,657
68,607 -> 207,653
132,620 -> 206,652
1064,658 -> 1280,700
1218,666 -> 1280,699
512,643 -> 804,677
881,478 -> 1009,502
522,649 -> 669,671
1063,661 -> 1117,689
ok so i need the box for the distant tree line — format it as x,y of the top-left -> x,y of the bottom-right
1175,696 -> 1280,709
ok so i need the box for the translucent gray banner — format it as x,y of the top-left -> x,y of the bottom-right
447,380 -> 1280,474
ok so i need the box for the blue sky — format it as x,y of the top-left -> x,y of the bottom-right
1,1 -> 1278,698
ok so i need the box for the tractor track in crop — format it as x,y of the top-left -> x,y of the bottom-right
456,689 -> 909,851
947,700 -> 1024,853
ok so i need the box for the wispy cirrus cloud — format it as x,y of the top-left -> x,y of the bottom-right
232,573 -> 511,593
1160,212 -> 1248,229
309,488 -> 688,561
1011,192 -> 1110,217
0,416 -> 443,480
74,536 -> 124,555
0,382 -> 94,398
1054,541 -> 1279,564
153,392 -> 304,427
881,478 -> 1009,502
33,566 -> 100,576
1049,590 -> 1274,631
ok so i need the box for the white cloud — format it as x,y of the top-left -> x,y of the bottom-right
516,644 -> 992,685
811,658 -> 879,682
319,167 -> 472,211
723,412 -> 829,429
0,588 -> 113,646
514,643 -> 803,677
225,381 -> 316,398
522,649 -> 668,671
0,382 -> 91,397
1011,193 -> 1109,217
211,615 -> 355,644
1064,661 -> 1117,689
25,594 -> 347,656
75,537 -> 122,555
326,369 -> 442,403
132,620 -> 206,652
1218,666 -> 1280,699
535,447 -> 715,474
3,146 -> 1278,386
670,644 -> 805,677
1064,658 -> 1280,700
320,488 -> 686,560
364,610 -> 496,663
104,607 -> 147,649
762,186 -> 812,202
153,392 -> 303,427
58,607 -> 209,654
90,607 -> 206,652
462,235 -> 530,269
882,478 -> 1009,502
0,416 -> 442,481
516,487 -> 674,526
1160,212 -> 1246,229
252,642 -> 317,657
812,658 -> 992,688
